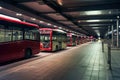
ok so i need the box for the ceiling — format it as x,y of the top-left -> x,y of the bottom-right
1,0 -> 120,38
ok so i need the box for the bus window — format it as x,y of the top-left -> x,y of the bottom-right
5,26 -> 12,42
25,28 -> 39,41
13,27 -> 23,41
0,25 -> 5,42
40,34 -> 50,42
52,36 -> 57,41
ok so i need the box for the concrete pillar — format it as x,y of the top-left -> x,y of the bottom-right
111,25 -> 114,47
117,19 -> 119,48
108,26 -> 110,39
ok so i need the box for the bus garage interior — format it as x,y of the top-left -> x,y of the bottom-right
0,0 -> 120,80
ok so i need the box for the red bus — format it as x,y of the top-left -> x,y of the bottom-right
40,28 -> 67,51
0,16 -> 40,63
80,36 -> 89,43
76,35 -> 81,45
67,33 -> 77,46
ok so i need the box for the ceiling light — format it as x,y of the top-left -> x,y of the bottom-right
117,16 -> 119,19
109,11 -> 112,14
59,27 -> 62,29
86,20 -> 100,22
92,27 -> 100,29
97,33 -> 100,37
16,13 -> 22,16
57,0 -> 63,6
47,23 -> 51,26
66,29 -> 69,31
31,18 -> 36,20
39,21 -> 43,23
54,25 -> 57,27
85,11 -> 102,15
0,6 -> 2,9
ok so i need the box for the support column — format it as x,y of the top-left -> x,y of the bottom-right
108,26 -> 110,39
111,25 -> 114,47
117,19 -> 119,48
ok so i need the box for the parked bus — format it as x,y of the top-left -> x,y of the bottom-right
40,28 -> 67,51
67,33 -> 77,46
0,15 -> 40,63
76,35 -> 81,45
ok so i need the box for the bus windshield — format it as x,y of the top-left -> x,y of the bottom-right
40,34 -> 50,42
73,35 -> 77,42
67,36 -> 71,42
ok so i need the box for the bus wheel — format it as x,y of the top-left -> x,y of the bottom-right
24,49 -> 32,59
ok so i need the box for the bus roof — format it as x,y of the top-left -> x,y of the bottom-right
39,28 -> 53,31
53,29 -> 66,33
0,16 -> 39,28
67,32 -> 77,36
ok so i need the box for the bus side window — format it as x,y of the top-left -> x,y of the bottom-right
33,29 -> 40,41
0,25 -> 5,42
25,28 -> 39,41
5,26 -> 12,42
13,27 -> 23,41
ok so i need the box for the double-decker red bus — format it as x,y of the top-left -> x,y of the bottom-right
40,28 -> 67,51
67,33 -> 77,46
0,15 -> 40,63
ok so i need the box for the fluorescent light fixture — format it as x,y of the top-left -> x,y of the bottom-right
0,6 -> 2,9
16,13 -> 22,16
92,27 -> 100,29
97,33 -> 100,37
47,23 -> 51,26
54,25 -> 57,27
66,29 -> 69,31
57,0 -> 63,6
117,16 -> 119,19
109,11 -> 111,14
31,18 -> 36,20
85,11 -> 102,15
39,21 -> 44,23
86,20 -> 100,22
59,27 -> 62,29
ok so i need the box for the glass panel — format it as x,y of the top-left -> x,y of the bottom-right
13,27 -> 23,41
40,34 -> 50,42
0,25 -> 5,42
25,28 -> 39,41
5,26 -> 12,42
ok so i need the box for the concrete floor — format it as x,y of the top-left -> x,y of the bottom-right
0,42 -> 108,80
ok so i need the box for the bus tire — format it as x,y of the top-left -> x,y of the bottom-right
24,49 -> 32,59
